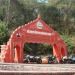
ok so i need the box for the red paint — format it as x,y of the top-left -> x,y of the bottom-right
0,16 -> 67,63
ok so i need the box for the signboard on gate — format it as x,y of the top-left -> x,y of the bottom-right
27,30 -> 52,36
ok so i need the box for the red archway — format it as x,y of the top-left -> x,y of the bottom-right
0,16 -> 67,63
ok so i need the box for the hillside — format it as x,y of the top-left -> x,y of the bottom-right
0,0 -> 75,55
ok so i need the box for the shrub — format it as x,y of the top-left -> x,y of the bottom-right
0,21 -> 9,44
61,35 -> 75,55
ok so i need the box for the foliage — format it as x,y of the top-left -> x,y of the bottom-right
61,35 -> 75,55
0,21 -> 9,44
24,43 -> 52,55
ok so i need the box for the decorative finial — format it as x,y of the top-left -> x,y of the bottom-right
38,14 -> 41,19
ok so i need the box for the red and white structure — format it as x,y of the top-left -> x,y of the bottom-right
0,16 -> 67,63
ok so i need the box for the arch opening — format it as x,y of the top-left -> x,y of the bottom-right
23,43 -> 55,64
24,43 -> 53,56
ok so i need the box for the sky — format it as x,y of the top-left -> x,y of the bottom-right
37,0 -> 48,3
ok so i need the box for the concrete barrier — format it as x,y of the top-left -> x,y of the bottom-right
0,63 -> 75,75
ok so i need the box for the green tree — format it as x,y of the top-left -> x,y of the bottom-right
0,21 -> 9,44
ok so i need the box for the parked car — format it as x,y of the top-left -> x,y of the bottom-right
60,55 -> 75,64
69,55 -> 75,64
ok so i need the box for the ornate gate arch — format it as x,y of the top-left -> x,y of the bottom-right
1,16 -> 67,63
